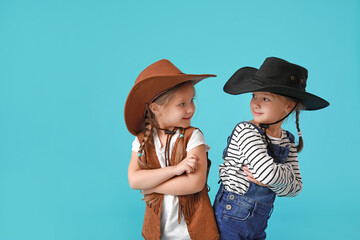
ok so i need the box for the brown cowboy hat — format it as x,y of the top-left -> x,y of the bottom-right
124,59 -> 216,135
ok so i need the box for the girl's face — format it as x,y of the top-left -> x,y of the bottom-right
150,83 -> 195,130
250,92 -> 296,125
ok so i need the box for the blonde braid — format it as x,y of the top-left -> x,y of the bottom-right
137,106 -> 154,168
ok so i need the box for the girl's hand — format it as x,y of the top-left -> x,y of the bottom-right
173,154 -> 198,176
243,165 -> 271,187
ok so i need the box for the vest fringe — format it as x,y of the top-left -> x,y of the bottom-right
143,193 -> 163,215
178,192 -> 201,224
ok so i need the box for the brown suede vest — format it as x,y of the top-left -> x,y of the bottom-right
137,127 -> 219,240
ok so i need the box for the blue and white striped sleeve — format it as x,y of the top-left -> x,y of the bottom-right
234,123 -> 302,196
269,143 -> 303,197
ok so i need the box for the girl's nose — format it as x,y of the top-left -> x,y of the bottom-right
252,99 -> 260,109
187,104 -> 195,113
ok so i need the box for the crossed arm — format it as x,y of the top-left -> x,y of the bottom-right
227,124 -> 303,196
128,144 -> 207,196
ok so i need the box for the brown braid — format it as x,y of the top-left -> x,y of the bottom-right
295,106 -> 304,153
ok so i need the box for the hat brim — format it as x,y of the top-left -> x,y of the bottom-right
125,74 -> 215,135
224,67 -> 329,110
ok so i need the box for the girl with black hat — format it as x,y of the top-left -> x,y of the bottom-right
213,57 -> 329,239
125,59 -> 219,240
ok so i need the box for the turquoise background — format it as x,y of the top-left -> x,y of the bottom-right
1,0 -> 359,239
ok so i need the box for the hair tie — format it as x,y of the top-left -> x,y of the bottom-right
137,153 -> 142,157
298,131 -> 302,137
179,134 -> 184,138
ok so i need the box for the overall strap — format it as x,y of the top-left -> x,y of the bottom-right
242,121 -> 280,162
286,130 -> 295,143
243,121 -> 265,135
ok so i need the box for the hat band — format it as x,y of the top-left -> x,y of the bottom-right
251,75 -> 305,92
251,75 -> 280,87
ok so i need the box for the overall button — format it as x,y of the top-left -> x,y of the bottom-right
229,194 -> 235,200
226,204 -> 232,210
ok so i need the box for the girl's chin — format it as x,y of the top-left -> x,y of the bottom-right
251,116 -> 262,122
182,123 -> 191,128
180,122 -> 191,128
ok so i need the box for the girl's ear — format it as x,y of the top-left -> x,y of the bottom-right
285,100 -> 297,113
149,102 -> 160,115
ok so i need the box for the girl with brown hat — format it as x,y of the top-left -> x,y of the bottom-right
125,59 -> 219,240
213,57 -> 329,239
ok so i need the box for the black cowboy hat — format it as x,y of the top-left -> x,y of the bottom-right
224,57 -> 329,110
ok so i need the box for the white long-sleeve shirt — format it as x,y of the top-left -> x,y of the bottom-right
219,122 -> 303,197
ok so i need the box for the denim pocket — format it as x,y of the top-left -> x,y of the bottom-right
222,198 -> 254,221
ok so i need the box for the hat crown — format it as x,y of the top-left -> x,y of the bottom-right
125,59 -> 215,135
135,59 -> 183,84
256,57 -> 308,90
223,57 -> 329,110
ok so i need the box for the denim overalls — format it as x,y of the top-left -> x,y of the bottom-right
213,122 -> 294,240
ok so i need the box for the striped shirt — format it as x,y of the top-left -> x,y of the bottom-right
219,122 -> 303,197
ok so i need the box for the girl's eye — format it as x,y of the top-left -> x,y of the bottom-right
264,98 -> 270,102
191,98 -> 195,102
179,103 -> 185,107
252,94 -> 256,98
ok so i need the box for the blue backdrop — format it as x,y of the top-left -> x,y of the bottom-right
1,0 -> 359,239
